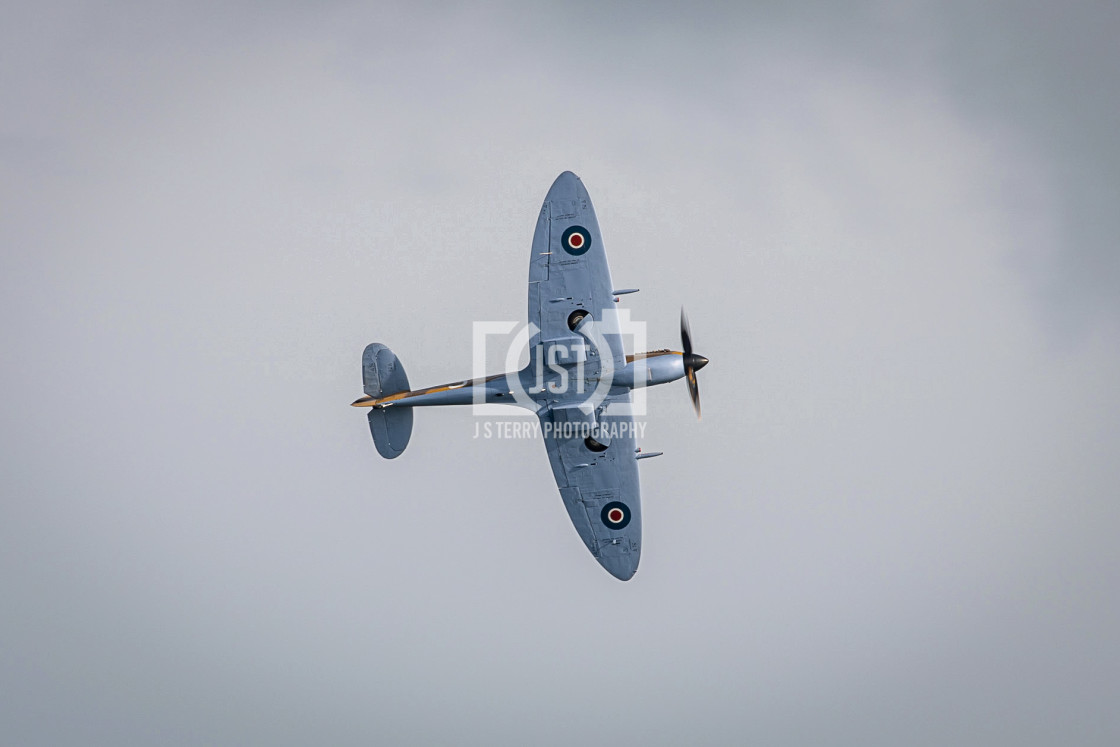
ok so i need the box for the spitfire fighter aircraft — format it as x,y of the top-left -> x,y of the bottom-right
352,172 -> 708,580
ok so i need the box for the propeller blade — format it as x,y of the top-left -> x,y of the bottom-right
680,306 -> 705,419
687,366 -> 701,419
680,307 -> 693,356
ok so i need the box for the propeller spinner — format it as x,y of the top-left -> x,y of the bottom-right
680,307 -> 709,419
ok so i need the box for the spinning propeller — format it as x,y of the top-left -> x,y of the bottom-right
680,307 -> 709,419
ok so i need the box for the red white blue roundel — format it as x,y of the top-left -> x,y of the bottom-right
600,501 -> 631,530
561,225 -> 592,256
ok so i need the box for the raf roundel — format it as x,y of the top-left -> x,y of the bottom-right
600,501 -> 632,530
561,225 -> 592,256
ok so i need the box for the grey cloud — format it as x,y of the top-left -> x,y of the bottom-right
2,3 -> 1118,745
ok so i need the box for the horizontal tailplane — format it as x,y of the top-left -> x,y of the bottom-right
362,343 -> 413,459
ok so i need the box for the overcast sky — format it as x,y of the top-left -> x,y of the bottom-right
3,2 -> 1119,745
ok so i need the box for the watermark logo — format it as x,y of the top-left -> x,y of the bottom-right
470,309 -> 649,426
472,419 -> 648,440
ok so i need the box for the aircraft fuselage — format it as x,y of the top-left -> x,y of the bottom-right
350,349 -> 705,410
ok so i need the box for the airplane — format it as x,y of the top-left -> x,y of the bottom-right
351,171 -> 708,580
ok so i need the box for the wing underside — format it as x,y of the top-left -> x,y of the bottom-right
537,394 -> 642,581
528,172 -> 642,580
528,172 -> 625,367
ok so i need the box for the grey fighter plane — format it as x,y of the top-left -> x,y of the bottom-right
351,172 -> 708,580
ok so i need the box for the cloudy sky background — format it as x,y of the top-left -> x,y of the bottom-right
3,1 -> 1118,744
